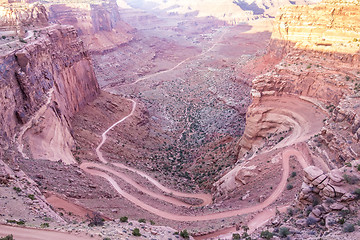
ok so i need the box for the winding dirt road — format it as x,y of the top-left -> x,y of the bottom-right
78,26 -> 326,238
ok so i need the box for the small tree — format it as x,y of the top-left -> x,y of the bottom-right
132,228 -> 141,236
180,229 -> 189,239
120,216 -> 128,222
87,212 -> 104,227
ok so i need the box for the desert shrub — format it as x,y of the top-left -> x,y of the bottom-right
1,36 -> 6,39
87,212 -> 104,227
357,165 -> 360,171
343,223 -> 355,232
19,38 -> 27,43
287,208 -> 294,216
138,218 -> 146,223
278,227 -> 290,238
120,216 -> 128,222
286,184 -> 293,190
338,218 -> 345,225
354,189 -> 360,199
180,229 -> 189,239
132,228 -> 141,236
290,172 -> 297,178
232,233 -> 240,240
27,194 -> 35,200
343,174 -> 359,185
103,238 -> 111,240
0,235 -> 14,240
150,220 -> 155,225
306,217 -> 318,226
13,187 -> 21,193
40,223 -> 49,228
6,220 -> 25,225
260,230 -> 273,239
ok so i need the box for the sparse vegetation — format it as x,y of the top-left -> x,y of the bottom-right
19,38 -> 27,43
6,219 -> 25,225
138,218 -> 146,223
27,194 -> 35,200
286,184 -> 293,190
87,212 -> 104,227
103,238 -> 111,240
278,227 -> 290,238
232,233 -> 240,240
290,171 -> 297,178
120,216 -> 128,222
343,223 -> 355,232
150,220 -> 155,225
13,187 -> 21,193
0,235 -> 14,240
40,223 -> 49,228
260,230 -> 273,239
132,228 -> 141,236
180,229 -> 189,239
343,174 -> 359,185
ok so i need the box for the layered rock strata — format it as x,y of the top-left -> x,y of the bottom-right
0,25 -> 99,164
237,0 -> 360,157
48,0 -> 133,53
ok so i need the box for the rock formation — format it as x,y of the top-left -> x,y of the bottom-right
47,0 -> 133,53
0,24 -> 99,164
237,0 -> 360,157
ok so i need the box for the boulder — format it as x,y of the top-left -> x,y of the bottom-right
304,166 -> 324,181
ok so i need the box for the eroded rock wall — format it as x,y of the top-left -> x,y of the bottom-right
237,0 -> 360,157
48,0 -> 133,53
0,25 -> 99,164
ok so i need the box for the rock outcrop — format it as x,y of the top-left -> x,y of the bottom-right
298,162 -> 360,224
47,0 -> 133,53
0,3 -> 48,35
237,0 -> 360,157
0,24 -> 99,164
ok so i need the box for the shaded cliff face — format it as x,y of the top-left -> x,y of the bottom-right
48,0 -> 133,53
237,0 -> 360,157
0,25 -> 99,163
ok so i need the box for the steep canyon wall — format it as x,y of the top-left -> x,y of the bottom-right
237,0 -> 360,157
0,25 -> 99,164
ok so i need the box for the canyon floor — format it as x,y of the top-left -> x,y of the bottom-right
3,2 -> 360,240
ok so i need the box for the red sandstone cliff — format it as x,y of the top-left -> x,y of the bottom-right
237,0 -> 360,158
0,24 -> 99,164
47,0 -> 133,53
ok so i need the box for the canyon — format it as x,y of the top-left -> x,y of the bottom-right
0,0 -> 360,240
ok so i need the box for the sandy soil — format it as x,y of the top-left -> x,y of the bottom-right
0,224 -> 100,240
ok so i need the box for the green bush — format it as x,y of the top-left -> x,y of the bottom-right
180,229 -> 189,239
150,220 -> 155,225
290,172 -> 297,178
103,238 -> 111,240
279,227 -> 290,238
28,194 -> 35,200
357,165 -> 360,171
343,223 -> 355,232
6,220 -> 25,225
232,233 -> 240,240
120,216 -> 128,222
132,228 -> 141,236
13,187 -> 21,193
260,230 -> 273,239
138,218 -> 146,223
0,235 -> 14,240
40,223 -> 49,228
286,184 -> 293,190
